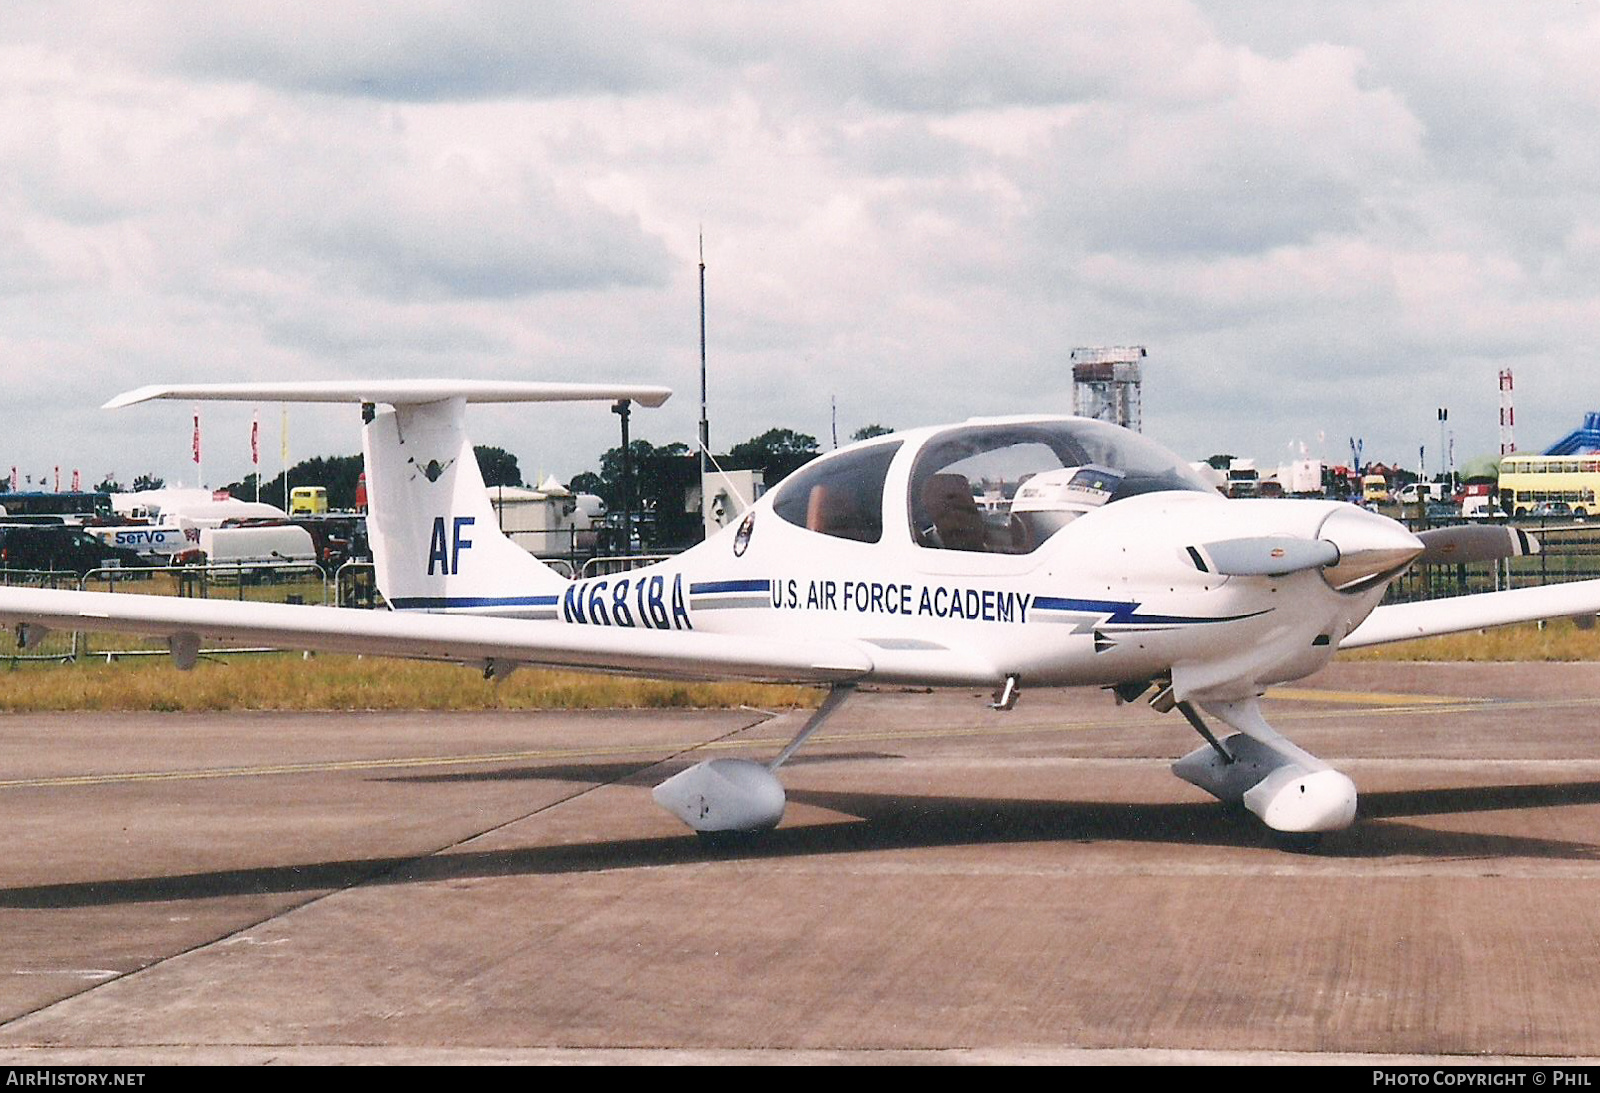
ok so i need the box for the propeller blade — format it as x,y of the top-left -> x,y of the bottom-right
1188,537 -> 1341,577
1415,524 -> 1539,565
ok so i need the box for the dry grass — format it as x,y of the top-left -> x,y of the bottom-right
0,654 -> 823,713
0,618 -> 1594,713
1337,618 -> 1600,662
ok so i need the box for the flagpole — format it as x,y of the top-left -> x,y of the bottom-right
252,410 -> 261,502
281,404 -> 289,512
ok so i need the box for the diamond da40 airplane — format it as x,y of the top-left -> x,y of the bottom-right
3,380 -> 1598,844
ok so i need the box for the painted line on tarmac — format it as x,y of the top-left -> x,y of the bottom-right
0,741 -> 727,790
1267,687 -> 1477,706
10,694 -> 1600,791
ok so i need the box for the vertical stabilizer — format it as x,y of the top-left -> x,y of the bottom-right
104,378 -> 671,616
363,398 -> 568,614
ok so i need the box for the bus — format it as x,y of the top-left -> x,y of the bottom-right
0,491 -> 111,521
289,486 -> 328,516
1498,454 -> 1600,517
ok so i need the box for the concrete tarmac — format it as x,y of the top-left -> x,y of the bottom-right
2,661 -> 1600,1065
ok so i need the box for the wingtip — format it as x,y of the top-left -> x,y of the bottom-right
102,386 -> 167,410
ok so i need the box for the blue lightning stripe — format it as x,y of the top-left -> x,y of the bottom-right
1032,597 -> 1271,626
689,580 -> 772,595
390,594 -> 561,610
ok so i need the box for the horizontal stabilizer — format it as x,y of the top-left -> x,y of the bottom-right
1188,537 -> 1340,577
1414,524 -> 1538,565
104,380 -> 671,410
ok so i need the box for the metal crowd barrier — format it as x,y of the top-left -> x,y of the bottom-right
579,554 -> 675,578
0,568 -> 81,661
70,562 -> 332,661
2,554 -> 622,665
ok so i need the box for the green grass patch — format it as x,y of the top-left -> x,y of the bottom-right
0,653 -> 823,713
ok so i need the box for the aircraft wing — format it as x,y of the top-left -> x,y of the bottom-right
0,587 -> 871,684
1341,577 -> 1600,648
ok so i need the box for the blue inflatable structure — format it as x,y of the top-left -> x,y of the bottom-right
1544,412 -> 1600,455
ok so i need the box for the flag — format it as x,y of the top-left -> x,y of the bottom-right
251,411 -> 260,466
192,409 -> 201,465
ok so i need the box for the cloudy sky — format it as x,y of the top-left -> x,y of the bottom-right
3,1 -> 1598,491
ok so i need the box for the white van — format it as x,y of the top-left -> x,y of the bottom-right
87,525 -> 198,561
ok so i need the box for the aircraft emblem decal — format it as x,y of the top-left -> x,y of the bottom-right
408,456 -> 456,483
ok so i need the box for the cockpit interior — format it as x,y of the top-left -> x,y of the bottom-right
771,420 -> 1213,554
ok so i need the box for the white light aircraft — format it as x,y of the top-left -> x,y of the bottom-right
4,381 -> 1598,846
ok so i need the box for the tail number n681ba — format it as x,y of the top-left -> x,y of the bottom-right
562,573 -> 692,630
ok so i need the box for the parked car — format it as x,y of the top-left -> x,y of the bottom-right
0,524 -> 151,575
1527,502 -> 1575,520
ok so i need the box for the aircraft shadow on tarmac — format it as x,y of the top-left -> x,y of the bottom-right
3,775 -> 1600,910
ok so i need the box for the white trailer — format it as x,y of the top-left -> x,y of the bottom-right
489,478 -> 606,558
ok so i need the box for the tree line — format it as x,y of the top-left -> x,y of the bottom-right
38,425 -> 893,549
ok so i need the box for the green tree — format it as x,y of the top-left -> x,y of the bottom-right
229,455 -> 364,510
728,428 -> 820,485
473,445 -> 522,488
568,471 -> 604,497
131,473 -> 165,492
584,440 -> 699,549
851,424 -> 894,442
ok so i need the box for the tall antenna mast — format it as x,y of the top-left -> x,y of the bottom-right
698,232 -> 709,485
1499,368 -> 1516,455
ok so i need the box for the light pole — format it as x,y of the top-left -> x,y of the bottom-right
613,399 -> 632,555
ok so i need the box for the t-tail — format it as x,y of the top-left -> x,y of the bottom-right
105,380 -> 672,615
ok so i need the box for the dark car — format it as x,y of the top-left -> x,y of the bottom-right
290,515 -> 370,568
0,524 -> 151,576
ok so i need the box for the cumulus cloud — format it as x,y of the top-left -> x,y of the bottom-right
2,1 -> 1599,486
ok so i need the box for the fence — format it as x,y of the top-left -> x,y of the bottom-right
1385,519 -> 1600,604
2,562 -> 336,663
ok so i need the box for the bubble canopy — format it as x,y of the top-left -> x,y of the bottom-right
771,418 -> 1213,553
